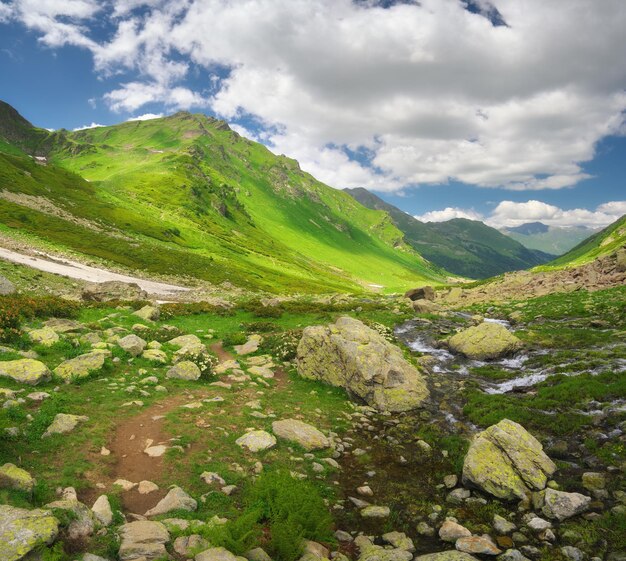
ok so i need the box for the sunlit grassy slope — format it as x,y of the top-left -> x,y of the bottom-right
0,103 -> 447,293
536,214 -> 626,270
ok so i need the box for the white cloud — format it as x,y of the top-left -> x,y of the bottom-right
6,0 -> 626,192
421,199 -> 626,228
127,112 -> 163,121
0,2 -> 13,22
72,122 -> 105,131
415,207 -> 483,223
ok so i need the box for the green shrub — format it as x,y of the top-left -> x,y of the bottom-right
222,332 -> 247,347
258,329 -> 302,361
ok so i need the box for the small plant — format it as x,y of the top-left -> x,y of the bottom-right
259,329 -> 302,361
185,351 -> 219,379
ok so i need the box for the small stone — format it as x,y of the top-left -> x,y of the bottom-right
444,474 -> 458,488
92,495 -> 113,526
145,486 -> 197,517
235,430 -> 277,452
360,505 -> 390,518
439,519 -> 472,542
42,413 -> 88,437
455,535 -> 501,556
493,514 -> 516,534
542,489 -> 591,521
138,480 -> 159,494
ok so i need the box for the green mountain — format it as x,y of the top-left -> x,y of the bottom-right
538,214 -> 626,270
0,101 -> 447,294
344,187 -> 554,278
502,222 -> 599,256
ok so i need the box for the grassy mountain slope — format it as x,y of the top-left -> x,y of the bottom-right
0,102 -> 446,293
503,224 -> 598,255
345,187 -> 553,278
538,214 -> 626,270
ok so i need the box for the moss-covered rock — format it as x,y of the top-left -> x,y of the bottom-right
0,504 -> 59,561
0,463 -> 35,493
297,316 -> 429,412
54,350 -> 110,381
42,413 -> 89,438
448,322 -> 522,360
462,419 -> 556,500
27,326 -> 59,347
166,360 -> 201,380
0,359 -> 51,385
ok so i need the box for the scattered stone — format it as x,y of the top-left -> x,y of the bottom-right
166,361 -> 201,381
142,349 -> 168,363
133,305 -> 160,322
416,522 -> 435,536
582,472 -> 606,492
145,486 -> 197,517
360,505 -> 390,518
0,275 -> 15,295
498,550 -> 531,561
246,547 -> 273,561
202,472 -> 226,486
414,552 -> 480,561
405,286 -> 435,301
382,531 -> 415,552
561,546 -> 584,561
0,504 -> 59,561
26,391 -> 50,401
0,359 -> 51,385
527,517 -> 552,531
0,463 -> 34,493
92,495 -> 113,526
42,413 -> 88,437
28,327 -> 59,347
196,546 -> 242,561
118,334 -> 147,357
82,281 -> 148,302
271,419 -> 330,450
447,488 -> 471,504
44,318 -> 84,333
234,335 -> 262,355
144,444 -> 167,458
439,519 -> 472,542
174,535 -> 210,557
448,323 -> 522,360
493,514 -> 516,534
335,530 -> 353,542
118,520 -> 169,561
444,474 -> 458,488
138,480 -> 159,494
235,430 -> 277,452
541,488 -> 591,521
462,419 -> 556,500
455,536 -> 502,556
114,479 -> 137,491
297,316 -> 429,412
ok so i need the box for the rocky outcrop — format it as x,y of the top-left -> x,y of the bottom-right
27,327 -> 59,347
448,323 -> 522,360
297,316 -> 429,412
0,504 -> 59,561
271,419 -> 330,450
462,419 -> 556,500
82,281 -> 148,302
0,359 -> 51,385
405,286 -> 435,301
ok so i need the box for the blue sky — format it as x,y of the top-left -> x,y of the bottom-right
1,0 -> 625,228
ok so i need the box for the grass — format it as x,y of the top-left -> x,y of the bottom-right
0,107 -> 448,294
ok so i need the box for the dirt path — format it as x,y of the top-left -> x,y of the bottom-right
0,246 -> 189,297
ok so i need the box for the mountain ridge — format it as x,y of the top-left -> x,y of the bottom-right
344,187 -> 554,279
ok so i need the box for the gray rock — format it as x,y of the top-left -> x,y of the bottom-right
542,488 -> 591,521
0,275 -> 15,295
271,419 -> 330,450
118,520 -> 170,561
415,553 -> 480,561
297,316 -> 428,412
0,504 -> 58,561
493,514 -> 516,534
561,546 -> 584,561
118,334 -> 147,357
145,486 -> 197,517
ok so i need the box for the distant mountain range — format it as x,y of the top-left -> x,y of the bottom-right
344,188 -> 554,279
500,222 -> 601,256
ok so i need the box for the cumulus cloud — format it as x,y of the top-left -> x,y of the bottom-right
4,0 -> 626,192
72,122 -> 105,131
127,112 -> 163,121
415,207 -> 483,223
419,199 -> 626,228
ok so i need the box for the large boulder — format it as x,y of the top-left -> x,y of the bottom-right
462,419 -> 556,500
118,520 -> 170,561
0,504 -> 59,561
271,419 -> 330,450
82,281 -> 148,302
0,359 -> 51,385
297,316 -> 429,412
166,361 -> 201,381
448,323 -> 522,360
54,350 -> 110,381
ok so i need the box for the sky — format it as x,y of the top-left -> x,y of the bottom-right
0,0 -> 625,229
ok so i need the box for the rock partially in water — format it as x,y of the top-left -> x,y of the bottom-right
462,419 -> 556,500
448,323 -> 522,360
297,316 -> 429,412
